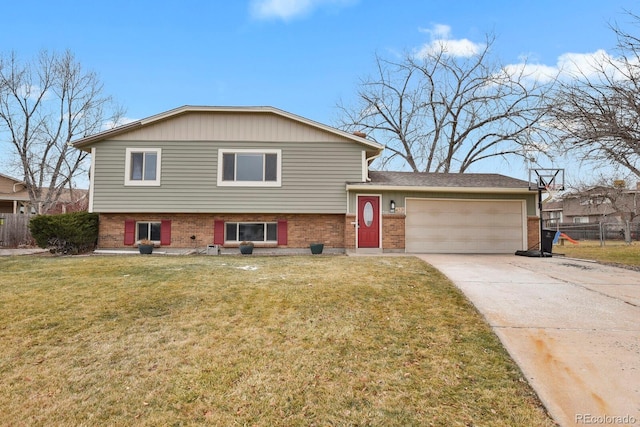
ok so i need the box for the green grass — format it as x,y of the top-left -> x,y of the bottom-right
0,255 -> 554,426
555,240 -> 640,267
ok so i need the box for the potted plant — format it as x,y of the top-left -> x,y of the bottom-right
138,239 -> 154,254
310,243 -> 324,255
239,241 -> 254,255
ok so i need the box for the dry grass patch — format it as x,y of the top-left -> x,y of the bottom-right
556,240 -> 640,268
0,255 -> 554,426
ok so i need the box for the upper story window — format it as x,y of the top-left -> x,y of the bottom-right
217,149 -> 281,187
125,148 -> 161,186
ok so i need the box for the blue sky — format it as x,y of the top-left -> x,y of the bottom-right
2,0 -> 638,183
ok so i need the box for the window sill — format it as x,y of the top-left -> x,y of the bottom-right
124,181 -> 161,187
224,242 -> 278,248
217,181 -> 281,187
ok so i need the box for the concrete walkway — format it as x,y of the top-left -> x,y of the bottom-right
416,254 -> 640,427
0,248 -> 47,256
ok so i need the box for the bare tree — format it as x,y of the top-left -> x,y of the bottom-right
0,50 -> 123,213
336,35 -> 555,173
547,13 -> 640,179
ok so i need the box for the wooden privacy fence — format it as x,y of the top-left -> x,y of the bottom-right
0,214 -> 35,247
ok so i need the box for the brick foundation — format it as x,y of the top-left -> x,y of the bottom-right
98,213 -> 346,249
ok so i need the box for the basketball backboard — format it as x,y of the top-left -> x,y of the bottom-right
529,168 -> 565,192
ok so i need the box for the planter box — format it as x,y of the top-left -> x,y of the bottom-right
310,243 -> 324,255
138,244 -> 154,254
239,244 -> 254,255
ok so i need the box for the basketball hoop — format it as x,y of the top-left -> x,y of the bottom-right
542,183 -> 562,203
529,168 -> 565,256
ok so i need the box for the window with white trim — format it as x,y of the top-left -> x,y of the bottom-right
573,216 -> 589,224
137,221 -> 161,242
225,222 -> 277,243
125,148 -> 161,186
217,149 -> 281,186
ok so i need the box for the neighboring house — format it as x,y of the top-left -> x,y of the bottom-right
71,105 -> 538,254
0,173 -> 31,214
542,185 -> 640,226
44,189 -> 89,214
0,172 -> 88,215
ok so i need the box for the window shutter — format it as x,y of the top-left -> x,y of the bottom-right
160,220 -> 171,245
214,220 -> 225,245
277,219 -> 288,245
124,220 -> 135,245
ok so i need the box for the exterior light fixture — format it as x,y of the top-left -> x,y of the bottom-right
390,200 -> 396,213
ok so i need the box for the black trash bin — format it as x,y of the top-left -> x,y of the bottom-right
541,229 -> 556,255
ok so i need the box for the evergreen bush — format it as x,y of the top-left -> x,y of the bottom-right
29,212 -> 99,254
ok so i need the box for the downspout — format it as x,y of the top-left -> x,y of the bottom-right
352,131 -> 382,182
365,151 -> 382,182
12,181 -> 25,192
12,182 -> 26,214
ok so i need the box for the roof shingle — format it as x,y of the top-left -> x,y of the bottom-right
353,171 -> 530,189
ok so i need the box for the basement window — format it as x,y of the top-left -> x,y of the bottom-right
225,222 -> 277,243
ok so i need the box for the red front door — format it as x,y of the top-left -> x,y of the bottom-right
357,195 -> 380,248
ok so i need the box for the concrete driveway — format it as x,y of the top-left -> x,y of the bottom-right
417,254 -> 640,427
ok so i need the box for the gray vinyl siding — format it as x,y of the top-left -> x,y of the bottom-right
91,140 -> 364,213
349,190 -> 537,216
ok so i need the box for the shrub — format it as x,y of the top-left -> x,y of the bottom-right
29,212 -> 99,254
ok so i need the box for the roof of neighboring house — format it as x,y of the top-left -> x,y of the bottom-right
51,188 -> 88,203
0,171 -> 87,204
347,171 -> 532,193
0,173 -> 29,201
71,105 -> 384,154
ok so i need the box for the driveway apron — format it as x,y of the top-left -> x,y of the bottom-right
416,254 -> 640,427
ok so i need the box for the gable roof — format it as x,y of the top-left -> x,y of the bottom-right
348,171 -> 532,194
72,105 -> 384,155
0,172 -> 24,184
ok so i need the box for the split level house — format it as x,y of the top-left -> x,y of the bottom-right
71,106 -> 539,254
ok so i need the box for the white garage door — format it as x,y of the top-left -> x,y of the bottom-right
405,199 -> 525,253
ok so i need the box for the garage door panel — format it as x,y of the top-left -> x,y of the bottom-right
406,199 -> 525,254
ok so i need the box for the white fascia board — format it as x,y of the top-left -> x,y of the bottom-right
345,184 -> 533,195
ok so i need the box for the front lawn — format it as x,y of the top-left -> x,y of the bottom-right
0,255 -> 554,426
555,240 -> 640,267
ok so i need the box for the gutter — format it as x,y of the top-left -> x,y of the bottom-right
345,183 -> 533,195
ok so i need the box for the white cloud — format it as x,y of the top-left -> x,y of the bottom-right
502,63 -> 559,83
249,0 -> 356,21
418,24 -> 452,39
556,49 -> 616,79
503,49 -> 633,84
414,24 -> 485,59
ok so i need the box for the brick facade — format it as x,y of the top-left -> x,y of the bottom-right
527,216 -> 540,251
98,213 -> 345,249
343,213 -> 406,251
382,213 -> 405,250
344,214 -> 356,249
98,212 -> 535,252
